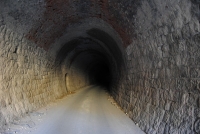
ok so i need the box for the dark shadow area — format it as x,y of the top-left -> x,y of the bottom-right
88,61 -> 112,88
87,28 -> 124,70
56,30 -> 125,92
67,48 -> 113,91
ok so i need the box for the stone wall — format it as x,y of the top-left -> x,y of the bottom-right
0,25 -> 66,130
111,0 -> 200,133
66,59 -> 91,91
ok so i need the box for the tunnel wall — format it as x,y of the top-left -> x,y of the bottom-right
67,67 -> 89,91
0,25 -> 66,129
110,0 -> 200,133
65,59 -> 90,91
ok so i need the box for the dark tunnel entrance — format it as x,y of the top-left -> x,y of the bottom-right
55,28 -> 125,92
64,47 -> 115,91
88,61 -> 112,88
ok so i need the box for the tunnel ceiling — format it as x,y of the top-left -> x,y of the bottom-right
24,0 -> 136,49
1,0 -> 139,50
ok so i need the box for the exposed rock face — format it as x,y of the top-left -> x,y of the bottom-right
0,0 -> 200,133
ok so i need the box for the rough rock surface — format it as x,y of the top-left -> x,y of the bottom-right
113,0 -> 200,133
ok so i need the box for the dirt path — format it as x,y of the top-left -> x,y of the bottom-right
3,85 -> 145,134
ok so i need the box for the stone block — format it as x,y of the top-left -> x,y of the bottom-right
194,118 -> 200,133
197,97 -> 200,108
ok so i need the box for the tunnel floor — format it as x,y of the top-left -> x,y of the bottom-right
3,86 -> 144,134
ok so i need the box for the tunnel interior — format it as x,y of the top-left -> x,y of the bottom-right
70,50 -> 113,88
88,61 -> 112,88
54,28 -> 125,92
1,0 -> 200,133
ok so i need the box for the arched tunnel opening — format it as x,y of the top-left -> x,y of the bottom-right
55,28 -> 125,92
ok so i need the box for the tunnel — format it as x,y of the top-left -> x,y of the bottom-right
53,27 -> 126,92
0,0 -> 200,134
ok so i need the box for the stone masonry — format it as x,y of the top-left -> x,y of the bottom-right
0,24 -> 66,129
111,0 -> 200,133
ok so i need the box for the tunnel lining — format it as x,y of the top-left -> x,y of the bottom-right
55,27 -> 126,91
